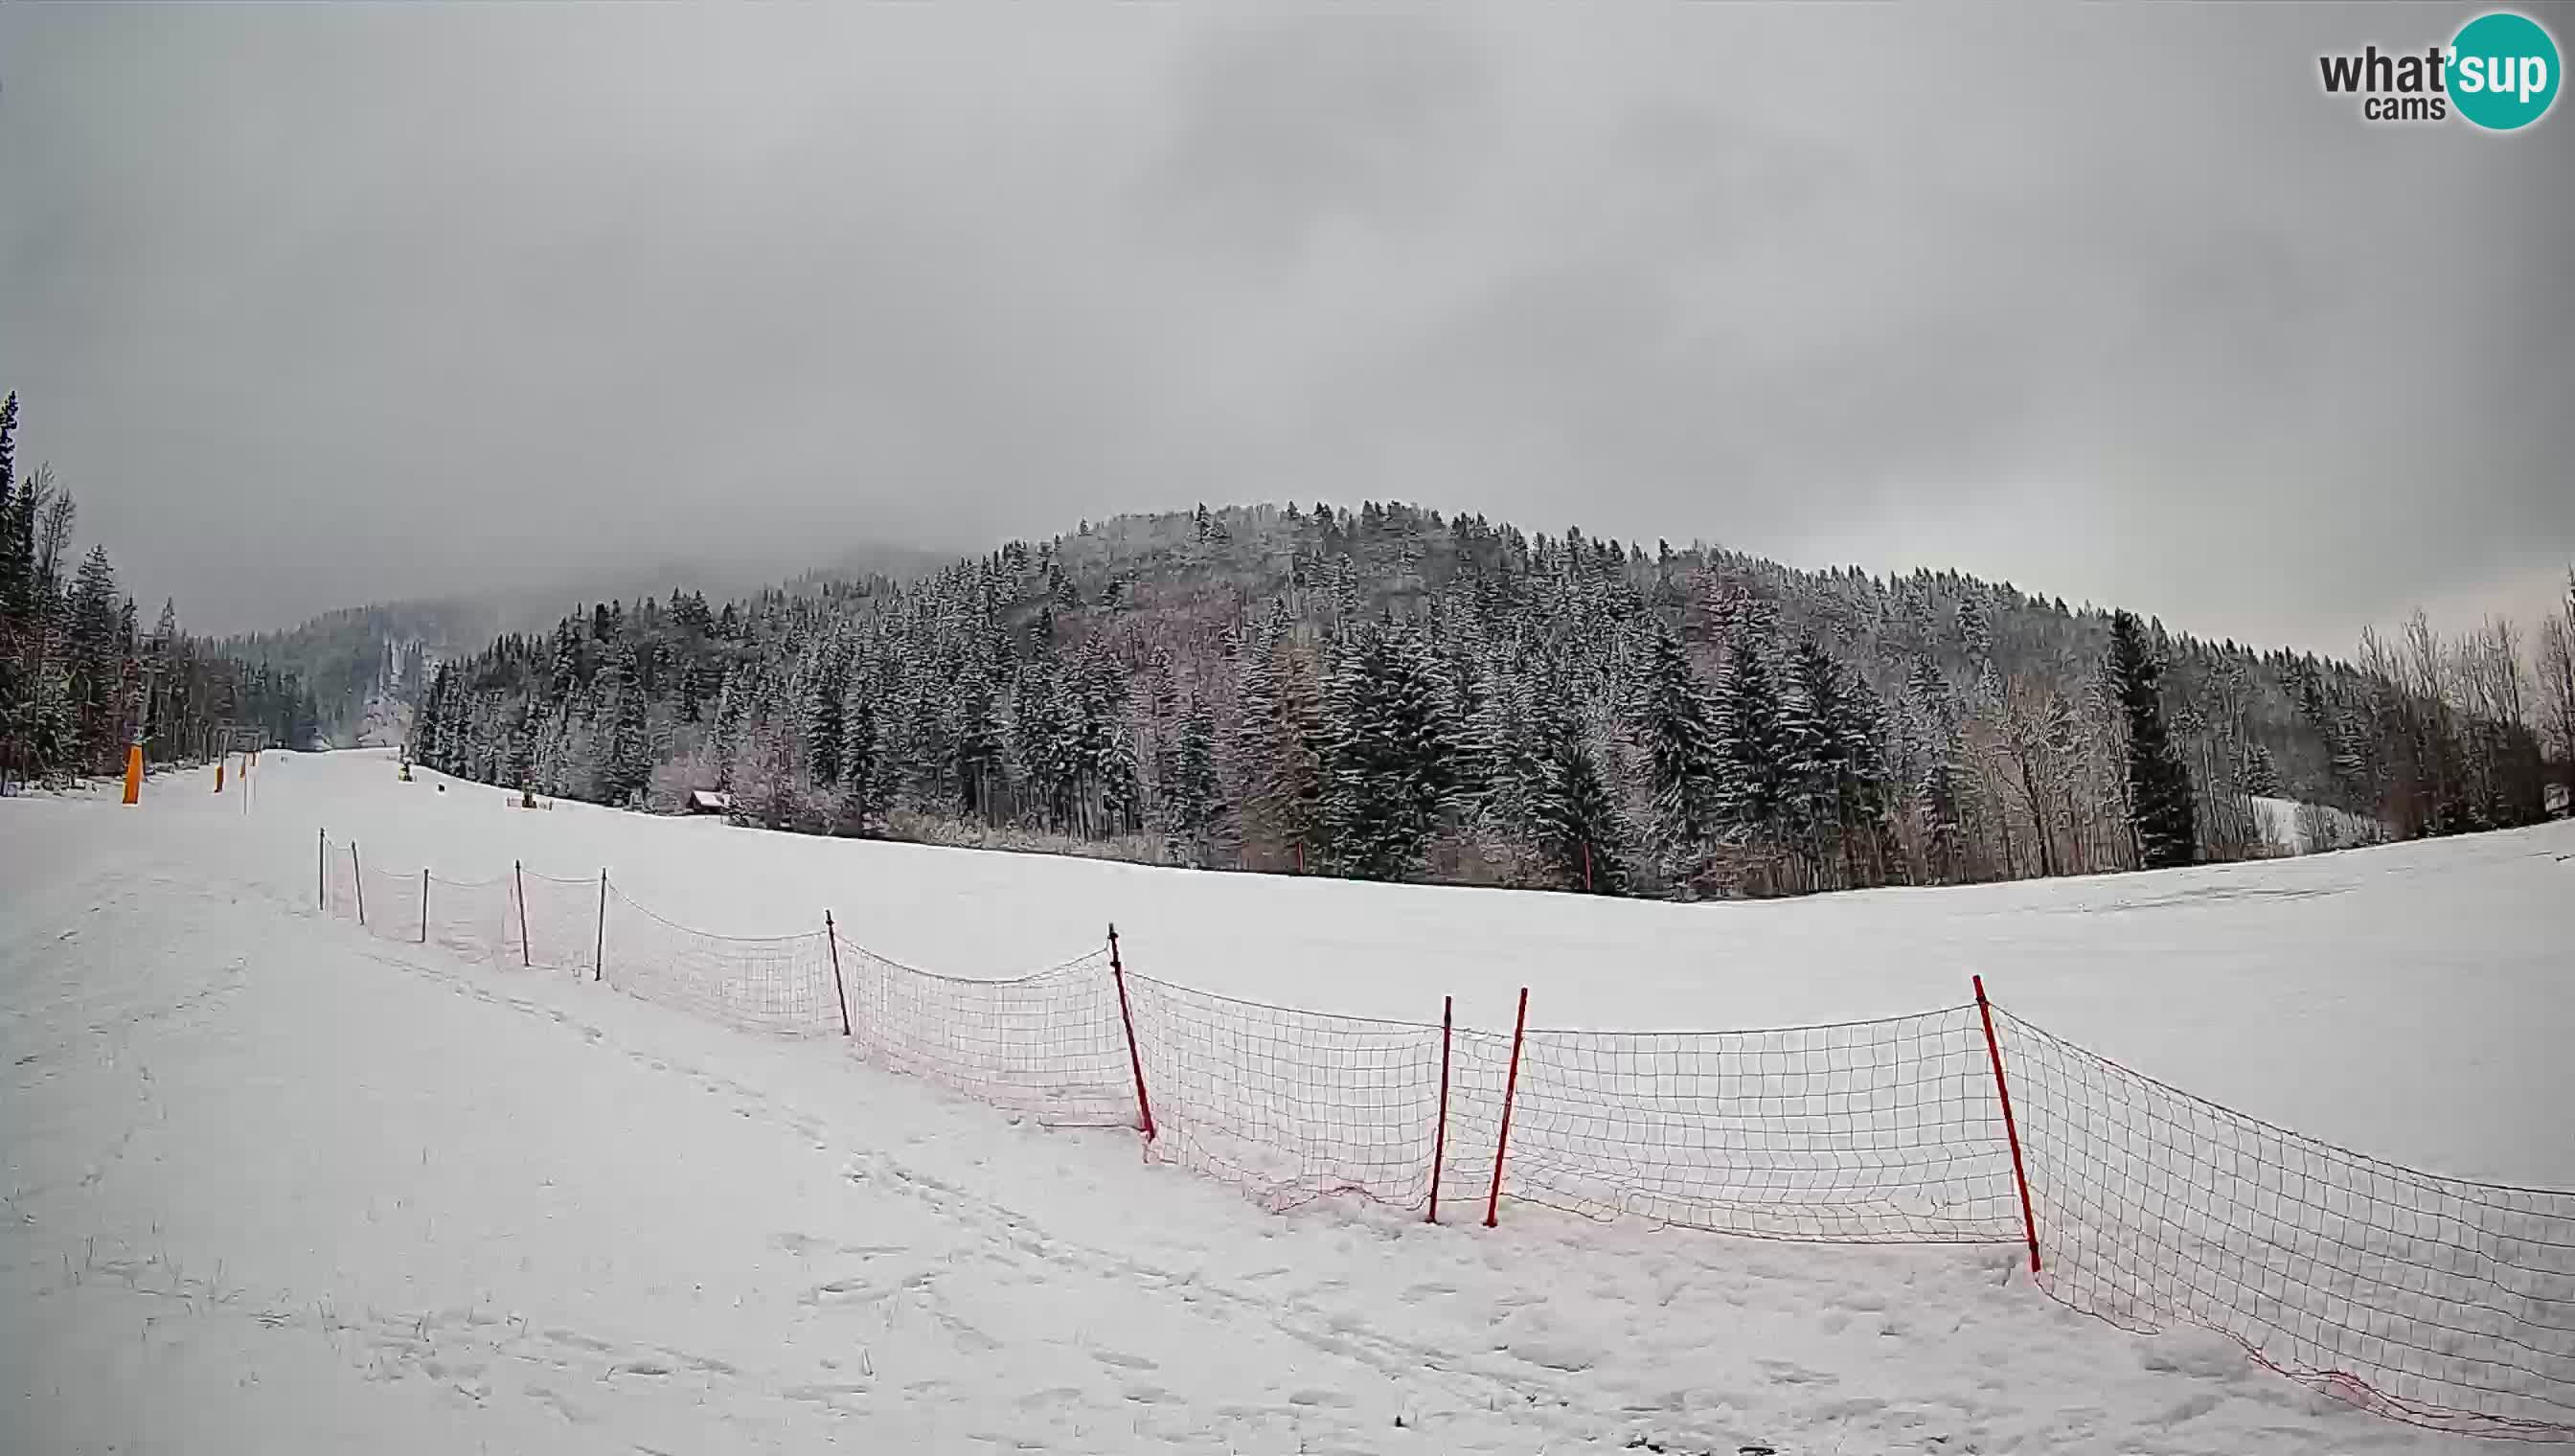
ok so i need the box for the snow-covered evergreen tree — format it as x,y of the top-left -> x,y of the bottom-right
1631,624 -> 1722,891
1318,623 -> 1454,881
1712,609 -> 1791,857
1161,693 -> 1219,865
1526,705 -> 1629,894
596,644 -> 652,808
2108,609 -> 2196,868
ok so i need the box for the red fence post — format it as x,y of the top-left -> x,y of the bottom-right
824,911 -> 853,1037
1108,923 -> 1156,1140
353,843 -> 366,926
594,870 -> 608,983
420,868 -> 429,944
1974,974 -> 2042,1275
1428,994 -> 1453,1224
513,860 -> 531,967
1485,986 -> 1529,1230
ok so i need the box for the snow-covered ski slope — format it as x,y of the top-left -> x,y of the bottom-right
7,750 -> 2570,1453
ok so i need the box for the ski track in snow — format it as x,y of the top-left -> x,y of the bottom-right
6,753 -> 2563,1453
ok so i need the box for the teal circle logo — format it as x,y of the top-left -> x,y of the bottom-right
2450,11 -> 2560,130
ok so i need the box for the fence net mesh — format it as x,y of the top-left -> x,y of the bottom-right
1442,1007 -> 2023,1243
307,836 -> 2575,1442
602,886 -> 839,1035
839,940 -> 1134,1127
357,866 -> 424,947
425,875 -> 512,967
508,868 -> 600,974
1994,1008 -> 2575,1440
1125,975 -> 1446,1211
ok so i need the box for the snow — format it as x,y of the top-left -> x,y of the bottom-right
279,752 -> 2568,1186
7,748 -> 2569,1453
2252,794 -> 2387,856
349,690 -> 409,751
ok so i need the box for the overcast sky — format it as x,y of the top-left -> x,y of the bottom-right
2,4 -> 2568,652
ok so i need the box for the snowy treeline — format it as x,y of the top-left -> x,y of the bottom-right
211,604 -> 481,746
407,502 -> 2570,898
0,394 -> 323,791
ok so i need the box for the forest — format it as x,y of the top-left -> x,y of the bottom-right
9,370 -> 2563,891
208,603 -> 485,747
0,395 -> 324,793
404,500 -> 2575,900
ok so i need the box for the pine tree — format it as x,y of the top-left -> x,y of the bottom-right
1470,650 -> 1548,873
596,645 -> 652,807
951,651 -> 1007,824
1526,710 -> 1628,894
415,662 -> 450,767
1833,668 -> 1897,884
1632,624 -> 1721,890
1318,624 -> 1455,880
837,667 -> 885,835
1071,639 -> 1141,836
1227,601 -> 1293,865
2108,609 -> 2197,868
711,666 -> 747,792
67,546 -> 121,753
2241,740 -> 2282,799
1958,594 -> 1993,665
1713,613 -> 1790,846
1162,693 -> 1219,865
677,659 -> 705,722
805,634 -> 847,787
1778,640 -> 1848,880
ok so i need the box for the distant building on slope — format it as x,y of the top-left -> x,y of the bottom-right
2547,782 -> 2570,818
686,789 -> 733,816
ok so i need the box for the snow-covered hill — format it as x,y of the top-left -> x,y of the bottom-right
6,751 -> 2567,1453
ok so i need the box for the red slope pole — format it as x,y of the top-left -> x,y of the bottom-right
1484,987 -> 1529,1229
825,911 -> 853,1037
513,860 -> 531,967
420,868 -> 429,944
1427,994 -> 1453,1223
353,843 -> 366,926
1974,974 -> 2042,1275
594,870 -> 607,983
317,828 -> 326,910
1108,923 -> 1156,1140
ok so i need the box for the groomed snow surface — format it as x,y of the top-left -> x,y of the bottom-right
7,750 -> 2570,1454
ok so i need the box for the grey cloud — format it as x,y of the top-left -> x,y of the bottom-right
1139,11 -> 1486,258
0,3 -> 2565,655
